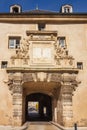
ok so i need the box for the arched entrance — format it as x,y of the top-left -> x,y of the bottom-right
25,93 -> 52,121
7,71 -> 78,126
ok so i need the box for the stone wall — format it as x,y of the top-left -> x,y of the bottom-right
0,21 -> 87,127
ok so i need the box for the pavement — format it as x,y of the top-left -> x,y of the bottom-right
51,122 -> 87,130
0,122 -> 28,130
27,122 -> 61,130
0,122 -> 87,130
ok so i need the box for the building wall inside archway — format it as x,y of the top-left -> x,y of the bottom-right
25,93 -> 52,121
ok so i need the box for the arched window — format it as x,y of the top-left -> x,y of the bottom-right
10,4 -> 22,13
12,7 -> 19,13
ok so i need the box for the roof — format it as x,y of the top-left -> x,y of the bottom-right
0,9 -> 87,24
22,9 -> 57,14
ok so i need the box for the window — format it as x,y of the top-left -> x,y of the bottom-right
1,61 -> 8,68
77,62 -> 83,69
38,23 -> 45,31
61,5 -> 73,13
58,37 -> 66,48
9,37 -> 21,49
64,7 -> 70,13
10,5 -> 22,13
12,7 -> 19,13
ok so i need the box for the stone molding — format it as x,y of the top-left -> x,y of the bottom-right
7,72 -> 79,94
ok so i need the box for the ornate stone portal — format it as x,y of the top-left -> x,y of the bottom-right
6,30 -> 79,127
7,71 -> 79,126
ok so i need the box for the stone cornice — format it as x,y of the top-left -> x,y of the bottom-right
6,67 -> 79,73
0,13 -> 87,23
26,30 -> 57,36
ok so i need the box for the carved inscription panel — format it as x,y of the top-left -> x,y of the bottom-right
31,42 -> 53,64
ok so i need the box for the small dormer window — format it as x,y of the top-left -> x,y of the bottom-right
64,7 -> 70,13
61,4 -> 73,13
10,4 -> 22,13
12,7 -> 19,13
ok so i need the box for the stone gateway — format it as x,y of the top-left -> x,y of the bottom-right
0,4 -> 87,128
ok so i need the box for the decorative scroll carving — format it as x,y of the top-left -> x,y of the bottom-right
54,42 -> 74,65
7,73 -> 23,94
61,73 -> 80,92
7,73 -> 14,92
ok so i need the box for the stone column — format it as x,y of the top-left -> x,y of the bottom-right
61,73 -> 75,127
12,73 -> 23,126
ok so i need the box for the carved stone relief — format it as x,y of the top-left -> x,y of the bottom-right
54,42 -> 74,66
8,30 -> 75,69
6,71 -> 79,126
10,38 -> 30,66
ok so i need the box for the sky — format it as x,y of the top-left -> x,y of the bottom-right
0,0 -> 87,13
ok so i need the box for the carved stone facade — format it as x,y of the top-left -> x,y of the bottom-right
8,31 -> 75,69
7,71 -> 78,126
0,5 -> 87,128
7,33 -> 79,126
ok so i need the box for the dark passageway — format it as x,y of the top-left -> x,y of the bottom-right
25,93 -> 52,121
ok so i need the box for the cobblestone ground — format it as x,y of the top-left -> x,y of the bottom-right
27,122 -> 61,130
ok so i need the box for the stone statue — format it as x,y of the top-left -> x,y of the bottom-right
54,42 -> 74,65
11,38 -> 30,59
16,38 -> 30,58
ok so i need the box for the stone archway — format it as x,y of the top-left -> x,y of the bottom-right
22,80 -> 61,123
7,69 -> 79,127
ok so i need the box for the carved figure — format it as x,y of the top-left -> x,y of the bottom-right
16,38 -> 30,58
54,42 -> 74,65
